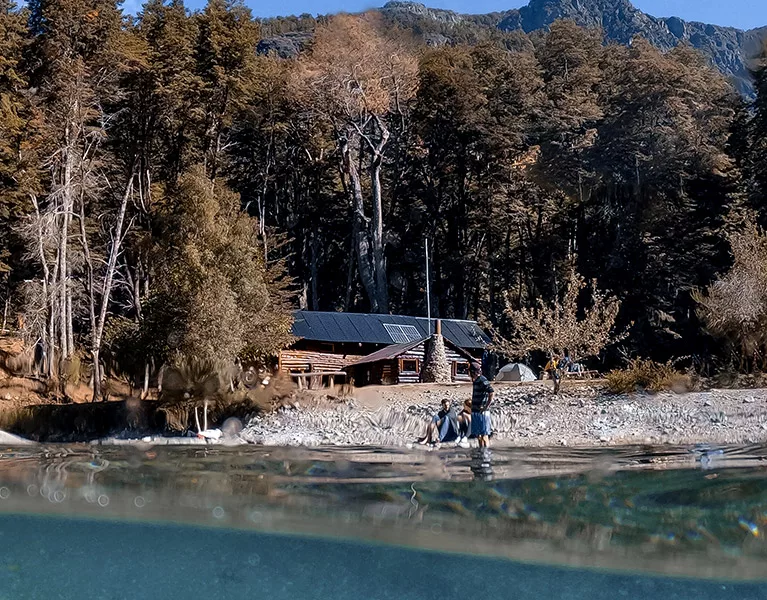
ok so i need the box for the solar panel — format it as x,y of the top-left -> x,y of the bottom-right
383,324 -> 421,343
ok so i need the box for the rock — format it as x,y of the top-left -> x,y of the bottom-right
381,1 -> 462,24
256,31 -> 312,59
424,32 -> 450,47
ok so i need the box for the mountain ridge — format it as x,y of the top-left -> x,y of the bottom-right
376,0 -> 766,95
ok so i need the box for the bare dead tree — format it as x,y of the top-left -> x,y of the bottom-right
90,171 -> 136,401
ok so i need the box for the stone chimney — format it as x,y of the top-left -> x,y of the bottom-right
421,319 -> 451,384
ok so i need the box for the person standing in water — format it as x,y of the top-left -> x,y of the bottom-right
469,362 -> 494,448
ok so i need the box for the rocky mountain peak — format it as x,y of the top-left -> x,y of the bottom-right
381,1 -> 463,24
495,0 -> 759,95
257,0 -> 764,95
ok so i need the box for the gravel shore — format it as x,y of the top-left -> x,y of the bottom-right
239,383 -> 767,448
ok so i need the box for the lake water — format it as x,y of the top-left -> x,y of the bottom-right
0,443 -> 766,599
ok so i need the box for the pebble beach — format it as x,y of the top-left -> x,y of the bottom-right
238,383 -> 767,448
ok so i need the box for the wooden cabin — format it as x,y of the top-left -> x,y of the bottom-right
345,337 -> 474,386
280,311 -> 489,388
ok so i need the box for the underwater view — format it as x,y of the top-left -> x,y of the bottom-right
0,443 -> 766,599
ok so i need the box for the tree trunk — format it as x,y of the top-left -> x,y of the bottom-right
49,245 -> 60,379
132,264 -> 143,321
310,232 -> 320,311
370,153 -> 389,313
92,173 -> 135,402
344,235 -> 355,312
1,297 -> 7,333
141,361 -> 150,400
31,195 -> 52,377
66,284 -> 74,357
59,111 -> 76,361
58,210 -> 69,361
341,137 -> 379,312
79,191 -> 98,383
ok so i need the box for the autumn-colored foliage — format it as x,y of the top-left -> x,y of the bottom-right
605,358 -> 692,394
0,0 -> 766,394
495,268 -> 626,362
694,215 -> 767,371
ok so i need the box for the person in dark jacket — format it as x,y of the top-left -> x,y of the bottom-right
418,399 -> 460,445
470,362 -> 494,448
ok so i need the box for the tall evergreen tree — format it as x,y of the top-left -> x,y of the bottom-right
195,0 -> 260,182
0,0 -> 31,278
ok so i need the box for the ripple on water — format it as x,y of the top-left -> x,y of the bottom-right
0,444 -> 764,580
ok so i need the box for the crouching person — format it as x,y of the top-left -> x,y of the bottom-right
418,399 -> 460,446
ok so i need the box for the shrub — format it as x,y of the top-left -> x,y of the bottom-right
606,358 -> 691,394
694,214 -> 767,372
495,268 -> 628,363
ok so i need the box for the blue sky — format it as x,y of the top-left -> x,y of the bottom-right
165,0 -> 766,30
119,0 -> 767,31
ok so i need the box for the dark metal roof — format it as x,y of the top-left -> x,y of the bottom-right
348,339 -> 426,367
348,336 -> 476,367
291,311 -> 490,349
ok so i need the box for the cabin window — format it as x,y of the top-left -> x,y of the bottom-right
455,362 -> 470,376
401,359 -> 419,373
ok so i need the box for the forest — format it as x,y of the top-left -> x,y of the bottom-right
2,0 -> 767,398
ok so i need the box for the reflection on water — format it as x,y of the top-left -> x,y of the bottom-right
470,448 -> 494,481
0,443 -> 765,583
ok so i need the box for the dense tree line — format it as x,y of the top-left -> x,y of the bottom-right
1,0 -> 766,395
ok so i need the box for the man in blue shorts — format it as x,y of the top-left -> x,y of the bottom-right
469,362 -> 494,448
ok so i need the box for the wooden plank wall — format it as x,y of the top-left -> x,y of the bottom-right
280,350 -> 362,374
398,345 -> 422,384
397,343 -> 471,384
280,344 -> 473,386
380,362 -> 397,385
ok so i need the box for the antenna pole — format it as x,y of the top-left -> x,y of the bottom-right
425,237 -> 431,335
